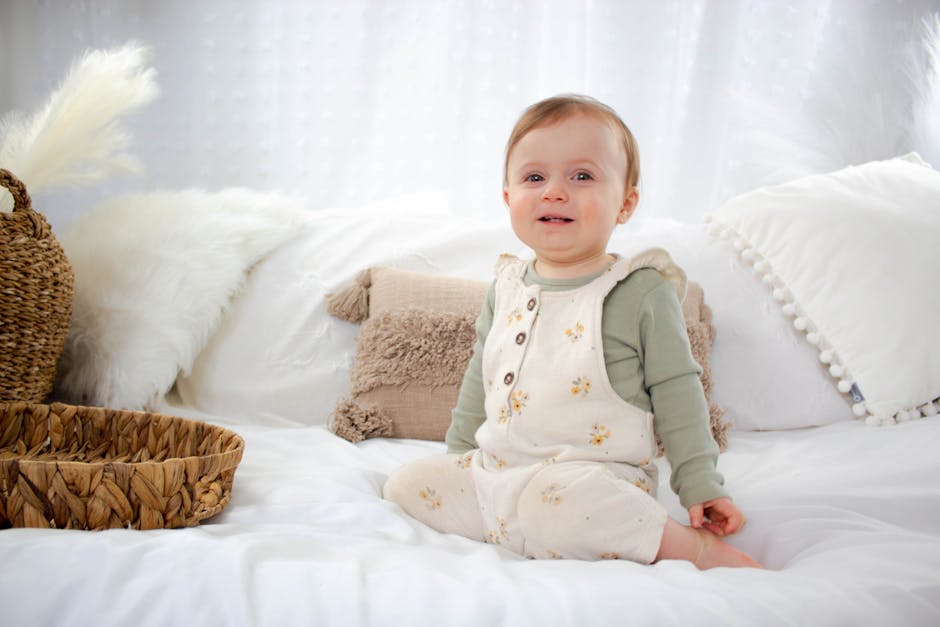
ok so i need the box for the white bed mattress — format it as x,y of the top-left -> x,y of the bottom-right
3,405 -> 939,626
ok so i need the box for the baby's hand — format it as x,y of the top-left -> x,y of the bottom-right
688,497 -> 746,537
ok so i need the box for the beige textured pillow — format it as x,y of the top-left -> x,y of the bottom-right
327,267 -> 487,442
327,266 -> 728,451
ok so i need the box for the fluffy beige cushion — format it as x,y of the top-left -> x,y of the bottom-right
327,266 -> 728,451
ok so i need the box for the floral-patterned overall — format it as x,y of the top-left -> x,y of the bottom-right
384,249 -> 687,563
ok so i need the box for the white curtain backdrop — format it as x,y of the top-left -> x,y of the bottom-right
1,0 -> 939,230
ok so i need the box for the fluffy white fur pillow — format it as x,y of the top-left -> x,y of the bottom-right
55,188 -> 306,410
707,154 -> 940,425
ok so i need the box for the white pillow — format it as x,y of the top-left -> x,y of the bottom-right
706,154 -> 940,425
175,208 -> 525,425
55,188 -> 305,410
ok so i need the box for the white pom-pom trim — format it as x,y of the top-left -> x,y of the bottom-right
819,350 -> 834,364
837,379 -> 852,394
852,403 -> 867,417
923,403 -> 938,417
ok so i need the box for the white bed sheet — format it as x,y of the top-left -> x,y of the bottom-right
3,406 -> 939,626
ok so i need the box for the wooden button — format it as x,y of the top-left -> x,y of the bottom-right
503,372 -> 514,385
526,298 -> 537,311
515,332 -> 526,345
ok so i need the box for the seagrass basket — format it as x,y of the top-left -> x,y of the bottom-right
0,402 -> 244,530
0,168 -> 74,402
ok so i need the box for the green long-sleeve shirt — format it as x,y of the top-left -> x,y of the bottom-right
444,263 -> 727,509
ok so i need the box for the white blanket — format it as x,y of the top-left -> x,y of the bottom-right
3,407 -> 939,626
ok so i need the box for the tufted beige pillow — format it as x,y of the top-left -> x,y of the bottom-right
327,266 -> 727,450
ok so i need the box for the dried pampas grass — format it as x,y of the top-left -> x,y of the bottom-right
0,42 -> 158,211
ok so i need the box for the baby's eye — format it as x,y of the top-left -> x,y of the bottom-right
573,171 -> 593,181
524,173 -> 544,183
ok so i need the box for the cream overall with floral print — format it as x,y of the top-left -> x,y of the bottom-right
468,249 -> 684,562
383,249 -> 687,563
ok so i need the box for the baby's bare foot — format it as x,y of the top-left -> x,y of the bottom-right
693,528 -> 762,570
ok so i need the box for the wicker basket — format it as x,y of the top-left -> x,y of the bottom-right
0,169 -> 74,403
0,402 -> 244,530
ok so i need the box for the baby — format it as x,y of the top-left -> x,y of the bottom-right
384,94 -> 761,569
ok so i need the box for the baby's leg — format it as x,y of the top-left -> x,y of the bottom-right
517,461 -> 760,568
517,461 -> 668,563
382,452 -> 485,542
657,518 -> 762,569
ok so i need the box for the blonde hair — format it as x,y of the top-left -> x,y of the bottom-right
503,94 -> 640,190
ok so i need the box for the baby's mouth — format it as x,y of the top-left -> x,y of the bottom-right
538,216 -> 573,223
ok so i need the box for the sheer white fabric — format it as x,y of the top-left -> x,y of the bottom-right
1,0 -> 938,229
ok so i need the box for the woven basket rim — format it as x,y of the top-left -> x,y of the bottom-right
0,401 -> 244,465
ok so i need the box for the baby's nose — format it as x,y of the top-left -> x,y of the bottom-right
541,182 -> 567,201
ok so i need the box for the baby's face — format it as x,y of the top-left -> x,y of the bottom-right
503,113 -> 636,278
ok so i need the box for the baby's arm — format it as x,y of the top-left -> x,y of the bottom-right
637,278 -> 729,508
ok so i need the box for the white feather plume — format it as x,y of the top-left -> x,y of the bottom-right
723,15 -> 937,199
723,89 -> 837,191
908,13 -> 940,168
0,42 -> 158,210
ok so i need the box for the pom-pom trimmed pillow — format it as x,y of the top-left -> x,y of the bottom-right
706,154 -> 940,425
326,266 -> 729,451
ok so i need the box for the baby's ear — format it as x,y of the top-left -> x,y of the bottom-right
618,187 -> 639,223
